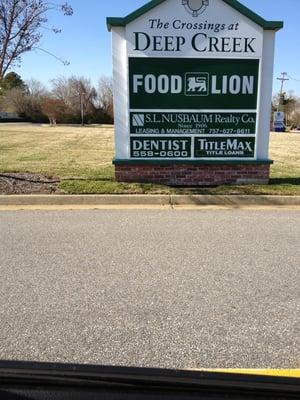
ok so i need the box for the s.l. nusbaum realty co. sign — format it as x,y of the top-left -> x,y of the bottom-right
107,0 -> 283,185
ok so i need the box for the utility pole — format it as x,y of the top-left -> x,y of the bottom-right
80,92 -> 86,126
276,72 -> 289,112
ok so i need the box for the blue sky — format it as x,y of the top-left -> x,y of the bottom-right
16,0 -> 300,95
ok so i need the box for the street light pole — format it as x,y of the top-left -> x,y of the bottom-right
80,92 -> 86,126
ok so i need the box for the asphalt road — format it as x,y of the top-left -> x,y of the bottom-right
0,209 -> 299,369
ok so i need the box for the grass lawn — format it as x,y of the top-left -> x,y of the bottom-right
0,123 -> 299,195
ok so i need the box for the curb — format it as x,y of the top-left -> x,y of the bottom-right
171,195 -> 300,206
0,194 -> 300,207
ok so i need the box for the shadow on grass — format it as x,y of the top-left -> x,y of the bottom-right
62,176 -> 113,182
269,177 -> 300,185
59,176 -> 300,196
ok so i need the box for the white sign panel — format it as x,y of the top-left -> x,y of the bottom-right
126,0 -> 263,58
274,111 -> 284,122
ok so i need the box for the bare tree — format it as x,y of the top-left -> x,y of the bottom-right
273,90 -> 300,127
51,75 -> 97,122
2,78 -> 48,120
0,0 -> 73,80
41,97 -> 66,125
1,86 -> 27,113
98,76 -> 114,118
26,78 -> 48,98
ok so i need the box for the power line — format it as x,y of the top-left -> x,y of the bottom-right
276,72 -> 289,112
287,74 -> 300,83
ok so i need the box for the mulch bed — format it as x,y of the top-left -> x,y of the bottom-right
0,173 -> 60,195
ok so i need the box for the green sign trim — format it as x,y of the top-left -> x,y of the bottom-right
107,0 -> 283,31
129,58 -> 259,110
130,136 -> 256,159
113,158 -> 273,165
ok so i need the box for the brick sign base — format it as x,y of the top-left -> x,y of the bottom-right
113,162 -> 272,186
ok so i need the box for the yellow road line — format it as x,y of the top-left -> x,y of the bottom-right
173,205 -> 300,211
0,204 -> 173,211
186,369 -> 300,378
0,205 -> 300,211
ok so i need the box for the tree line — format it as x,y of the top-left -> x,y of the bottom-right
1,1 -> 299,128
0,72 -> 114,124
1,71 -> 300,128
272,91 -> 300,129
0,0 -> 114,125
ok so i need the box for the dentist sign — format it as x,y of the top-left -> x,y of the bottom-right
107,0 -> 283,185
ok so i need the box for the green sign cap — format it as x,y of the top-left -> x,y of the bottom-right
107,0 -> 283,31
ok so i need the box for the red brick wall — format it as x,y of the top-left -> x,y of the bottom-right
115,164 -> 271,186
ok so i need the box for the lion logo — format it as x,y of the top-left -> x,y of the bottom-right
187,77 -> 207,93
185,73 -> 209,96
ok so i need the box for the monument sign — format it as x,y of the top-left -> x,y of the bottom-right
107,0 -> 283,185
